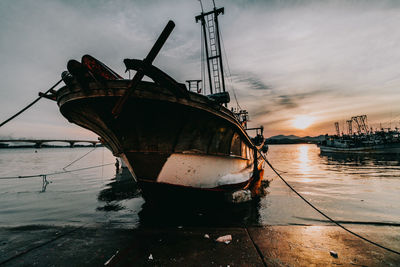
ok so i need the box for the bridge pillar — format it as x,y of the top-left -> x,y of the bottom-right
69,142 -> 75,148
34,142 -> 42,148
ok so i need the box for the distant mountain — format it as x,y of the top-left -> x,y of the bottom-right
268,134 -> 300,140
266,135 -> 325,144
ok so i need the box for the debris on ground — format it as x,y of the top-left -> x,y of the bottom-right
104,250 -> 119,265
204,234 -> 210,239
216,235 -> 232,244
330,251 -> 338,258
148,254 -> 153,260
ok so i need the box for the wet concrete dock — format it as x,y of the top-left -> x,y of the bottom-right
0,225 -> 399,266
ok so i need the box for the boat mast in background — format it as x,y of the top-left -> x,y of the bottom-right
346,120 -> 353,135
334,122 -> 340,136
351,115 -> 369,135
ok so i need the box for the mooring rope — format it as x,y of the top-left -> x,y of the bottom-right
62,146 -> 98,170
259,151 -> 400,256
0,79 -> 62,128
0,163 -> 114,180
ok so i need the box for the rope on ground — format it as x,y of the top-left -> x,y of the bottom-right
0,163 -> 114,180
259,150 -> 400,256
0,79 -> 62,128
62,147 -> 97,170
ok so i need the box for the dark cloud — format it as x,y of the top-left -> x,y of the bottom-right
232,74 -> 271,90
249,107 -> 271,118
272,89 -> 329,109
276,95 -> 298,109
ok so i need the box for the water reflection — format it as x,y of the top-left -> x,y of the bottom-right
97,167 -> 263,227
40,175 -> 50,193
1,146 -> 399,227
320,152 -> 400,167
97,168 -> 141,211
298,144 -> 310,165
297,144 -> 313,182
94,146 -> 400,228
138,198 -> 262,227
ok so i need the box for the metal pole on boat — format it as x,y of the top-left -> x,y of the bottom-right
213,7 -> 226,94
197,15 -> 213,95
112,20 -> 175,118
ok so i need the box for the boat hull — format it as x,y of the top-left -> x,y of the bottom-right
56,80 -> 263,195
138,179 -> 249,203
319,143 -> 400,154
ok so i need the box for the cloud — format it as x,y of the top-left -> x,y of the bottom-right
232,74 -> 271,90
2,0 -> 400,138
276,95 -> 298,109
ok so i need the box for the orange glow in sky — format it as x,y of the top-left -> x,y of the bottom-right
292,115 -> 315,130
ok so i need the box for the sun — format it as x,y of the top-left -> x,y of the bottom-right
292,115 -> 315,130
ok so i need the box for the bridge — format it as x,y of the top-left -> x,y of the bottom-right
0,139 -> 101,148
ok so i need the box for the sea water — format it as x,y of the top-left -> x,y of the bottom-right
0,144 -> 399,228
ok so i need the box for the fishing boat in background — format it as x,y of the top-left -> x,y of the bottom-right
42,3 -> 268,202
318,115 -> 400,154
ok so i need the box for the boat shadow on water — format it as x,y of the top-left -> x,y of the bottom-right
97,168 -> 141,211
138,197 -> 263,228
97,168 -> 266,227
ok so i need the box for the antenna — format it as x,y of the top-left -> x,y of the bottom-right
198,0 -> 204,12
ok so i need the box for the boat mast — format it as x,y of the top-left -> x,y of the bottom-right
212,0 -> 226,94
196,0 -> 226,95
346,120 -> 353,135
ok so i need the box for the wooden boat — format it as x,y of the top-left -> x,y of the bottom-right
44,4 -> 267,201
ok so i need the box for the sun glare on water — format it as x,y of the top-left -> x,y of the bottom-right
292,115 -> 315,130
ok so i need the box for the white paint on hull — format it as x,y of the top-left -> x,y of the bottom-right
217,172 -> 249,186
157,153 -> 252,188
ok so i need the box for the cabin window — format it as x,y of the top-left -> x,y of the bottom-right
230,133 -> 241,156
174,115 -> 216,153
209,127 -> 233,155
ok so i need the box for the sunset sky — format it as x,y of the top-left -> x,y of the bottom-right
2,0 -> 400,139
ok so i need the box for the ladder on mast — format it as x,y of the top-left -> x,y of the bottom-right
196,2 -> 226,96
207,15 -> 221,93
